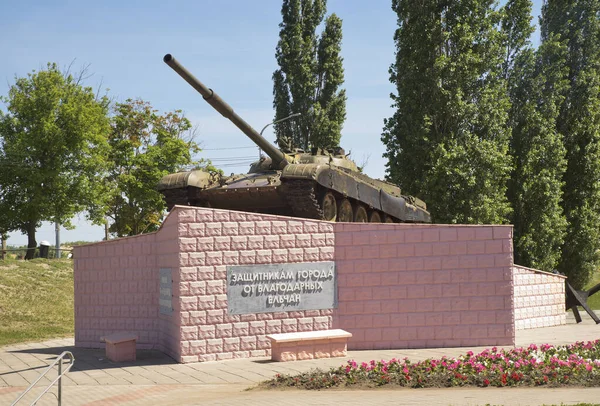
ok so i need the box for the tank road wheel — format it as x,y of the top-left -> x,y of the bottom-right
353,204 -> 368,223
382,214 -> 395,223
320,191 -> 337,222
337,198 -> 353,222
368,211 -> 382,223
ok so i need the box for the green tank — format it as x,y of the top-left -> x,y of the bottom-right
158,54 -> 431,223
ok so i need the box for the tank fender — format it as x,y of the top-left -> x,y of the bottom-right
380,190 -> 408,220
380,190 -> 431,222
158,170 -> 216,191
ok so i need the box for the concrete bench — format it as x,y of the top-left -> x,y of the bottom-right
101,333 -> 137,362
267,329 -> 352,362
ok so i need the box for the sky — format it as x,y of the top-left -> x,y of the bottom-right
1,0 -> 543,246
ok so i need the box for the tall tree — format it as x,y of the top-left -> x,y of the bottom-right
273,0 -> 346,151
0,63 -> 110,259
503,0 -> 568,272
382,0 -> 512,224
507,41 -> 568,272
92,99 -> 200,237
541,0 -> 600,288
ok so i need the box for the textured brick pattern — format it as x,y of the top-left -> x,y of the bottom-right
74,214 -> 181,360
271,338 -> 348,362
176,208 -> 335,363
333,223 -> 515,349
513,265 -> 566,330
75,206 -> 523,363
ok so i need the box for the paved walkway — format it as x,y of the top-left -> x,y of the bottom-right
1,313 -> 599,406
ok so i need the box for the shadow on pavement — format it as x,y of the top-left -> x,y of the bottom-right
7,345 -> 177,372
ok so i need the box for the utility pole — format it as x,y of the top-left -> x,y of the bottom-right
105,216 -> 109,241
55,221 -> 60,259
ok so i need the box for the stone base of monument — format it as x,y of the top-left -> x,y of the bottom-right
74,206 -> 569,363
267,329 -> 352,362
102,333 -> 137,362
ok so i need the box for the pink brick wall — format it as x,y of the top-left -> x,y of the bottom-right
74,213 -> 182,360
333,223 -> 515,349
74,232 -> 160,349
175,207 -> 335,363
75,207 -> 519,363
513,265 -> 566,330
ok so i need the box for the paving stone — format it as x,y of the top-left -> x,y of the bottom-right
1,373 -> 29,387
0,315 -> 599,405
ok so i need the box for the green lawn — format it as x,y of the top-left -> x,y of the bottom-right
0,259 -> 74,347
584,269 -> 600,310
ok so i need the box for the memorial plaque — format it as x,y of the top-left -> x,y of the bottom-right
159,268 -> 173,315
227,261 -> 337,314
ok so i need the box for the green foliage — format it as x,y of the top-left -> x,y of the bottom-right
503,0 -> 568,273
0,64 -> 110,258
273,0 -> 346,151
93,99 -> 200,237
382,0 -> 512,224
507,38 -> 569,272
541,0 -> 600,288
501,0 -> 535,78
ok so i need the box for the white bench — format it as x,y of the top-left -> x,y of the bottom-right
101,332 -> 137,362
267,329 -> 352,362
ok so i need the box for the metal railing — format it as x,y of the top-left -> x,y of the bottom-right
11,351 -> 75,406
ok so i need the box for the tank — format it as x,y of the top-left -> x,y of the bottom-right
158,54 -> 431,223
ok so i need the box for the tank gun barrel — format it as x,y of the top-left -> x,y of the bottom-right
163,54 -> 288,169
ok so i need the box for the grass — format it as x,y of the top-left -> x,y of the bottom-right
0,258 -> 74,347
585,269 -> 600,310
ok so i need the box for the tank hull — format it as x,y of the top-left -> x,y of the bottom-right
159,163 -> 431,223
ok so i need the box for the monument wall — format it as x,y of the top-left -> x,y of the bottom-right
513,265 -> 567,330
173,208 -> 335,362
74,206 -> 557,363
333,223 -> 515,349
74,212 -> 182,360
74,207 -> 336,362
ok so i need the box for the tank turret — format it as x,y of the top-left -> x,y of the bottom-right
159,54 -> 431,224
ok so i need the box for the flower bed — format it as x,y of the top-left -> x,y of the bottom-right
263,340 -> 600,390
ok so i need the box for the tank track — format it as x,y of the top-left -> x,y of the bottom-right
281,179 -> 324,220
281,179 -> 400,223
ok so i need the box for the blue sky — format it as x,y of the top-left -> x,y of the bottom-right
1,0 -> 542,246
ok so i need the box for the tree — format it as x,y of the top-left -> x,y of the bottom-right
502,0 -> 568,273
94,99 -> 200,237
507,42 -> 568,272
382,0 -> 512,224
273,0 -> 346,151
0,63 -> 110,259
541,0 -> 600,288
